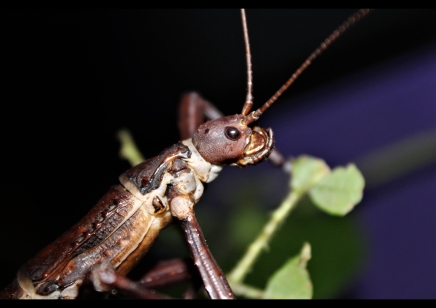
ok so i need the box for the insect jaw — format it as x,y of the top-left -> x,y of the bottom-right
231,126 -> 273,167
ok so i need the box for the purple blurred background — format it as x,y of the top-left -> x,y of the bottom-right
264,44 -> 436,299
0,9 -> 435,298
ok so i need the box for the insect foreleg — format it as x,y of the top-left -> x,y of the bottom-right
166,157 -> 235,299
180,213 -> 235,299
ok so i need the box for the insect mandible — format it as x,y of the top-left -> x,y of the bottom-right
0,9 -> 371,299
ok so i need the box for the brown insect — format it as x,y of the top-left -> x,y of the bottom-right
0,9 -> 372,299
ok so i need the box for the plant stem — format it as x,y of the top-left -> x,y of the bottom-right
230,283 -> 265,299
117,129 -> 145,166
227,189 -> 303,285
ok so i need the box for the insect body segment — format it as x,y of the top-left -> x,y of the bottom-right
1,114 -> 265,299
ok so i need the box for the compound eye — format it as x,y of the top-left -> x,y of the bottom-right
225,126 -> 241,141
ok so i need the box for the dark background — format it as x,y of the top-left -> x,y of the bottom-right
0,9 -> 435,299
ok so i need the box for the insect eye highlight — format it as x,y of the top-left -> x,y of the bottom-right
224,126 -> 241,141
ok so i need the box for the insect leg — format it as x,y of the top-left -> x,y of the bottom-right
85,258 -> 202,299
180,212 -> 235,299
168,164 -> 235,299
139,258 -> 202,299
178,92 -> 224,140
88,262 -> 172,299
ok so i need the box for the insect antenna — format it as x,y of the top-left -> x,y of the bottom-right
242,9 -> 372,125
240,8 -> 253,117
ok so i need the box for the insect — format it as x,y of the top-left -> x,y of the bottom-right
0,9 -> 372,299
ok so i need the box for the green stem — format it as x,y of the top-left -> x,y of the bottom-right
230,283 -> 265,299
227,189 -> 303,285
116,129 -> 145,166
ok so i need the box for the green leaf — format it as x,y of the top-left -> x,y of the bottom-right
309,164 -> 365,216
291,156 -> 330,193
263,242 -> 313,299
